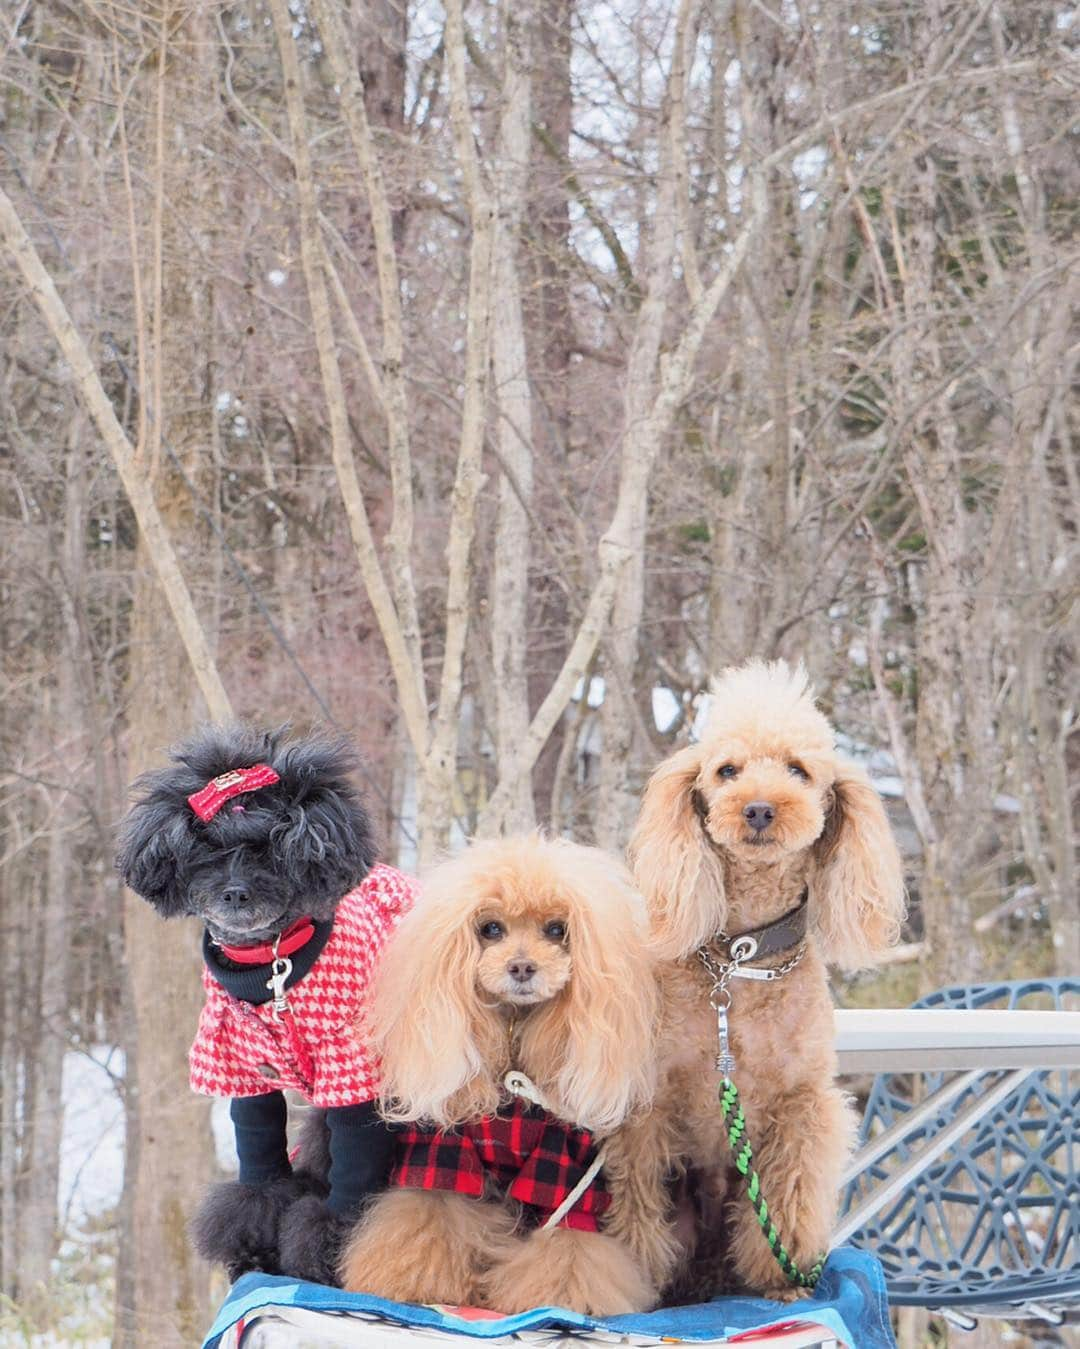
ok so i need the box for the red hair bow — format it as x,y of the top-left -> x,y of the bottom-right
187,764 -> 280,822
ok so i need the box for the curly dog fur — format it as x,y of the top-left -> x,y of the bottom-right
339,834 -> 660,1315
603,660 -> 905,1301
116,723 -> 392,1282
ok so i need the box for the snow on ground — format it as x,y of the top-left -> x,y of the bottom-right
58,1046 -> 239,1231
0,1331 -> 109,1348
0,1047 -> 238,1345
571,674 -> 606,708
651,686 -> 682,733
57,1048 -> 124,1230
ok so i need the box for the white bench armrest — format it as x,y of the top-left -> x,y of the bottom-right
834,1008 -> 1080,1073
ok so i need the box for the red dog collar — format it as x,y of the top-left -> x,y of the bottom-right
188,763 -> 280,822
217,915 -> 316,964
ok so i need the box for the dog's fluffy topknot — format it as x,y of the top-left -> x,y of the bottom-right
704,660 -> 833,753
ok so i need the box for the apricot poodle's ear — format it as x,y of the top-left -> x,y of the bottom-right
522,846 -> 657,1132
629,744 -> 726,959
369,857 -> 503,1127
811,759 -> 906,970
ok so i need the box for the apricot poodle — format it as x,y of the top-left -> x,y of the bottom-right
339,834 -> 660,1315
603,660 -> 905,1301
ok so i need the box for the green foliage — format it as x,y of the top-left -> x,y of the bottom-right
710,462 -> 738,498
897,531 -> 926,554
942,235 -> 989,294
678,519 -> 711,545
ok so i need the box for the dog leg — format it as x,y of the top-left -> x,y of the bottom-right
726,1083 -> 855,1301
600,1112 -> 683,1293
662,1164 -> 731,1305
484,1225 -> 656,1316
277,1101 -> 403,1284
190,1174 -> 326,1281
339,1190 -> 515,1306
278,1194 -> 358,1286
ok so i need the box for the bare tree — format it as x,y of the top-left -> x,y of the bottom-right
1,0 -> 1075,1337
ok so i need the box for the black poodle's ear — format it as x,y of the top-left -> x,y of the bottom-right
115,798 -> 192,917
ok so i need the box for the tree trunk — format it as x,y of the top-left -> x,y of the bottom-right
16,418 -> 88,1310
116,7 -> 222,1341
490,1 -> 536,833
119,564 -> 214,1346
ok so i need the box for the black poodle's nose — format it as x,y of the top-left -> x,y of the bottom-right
220,885 -> 251,907
743,801 -> 775,832
507,959 -> 537,983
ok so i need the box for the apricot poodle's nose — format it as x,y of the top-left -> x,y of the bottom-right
743,801 -> 775,832
507,958 -> 537,983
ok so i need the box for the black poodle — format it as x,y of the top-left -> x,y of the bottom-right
116,723 -> 416,1285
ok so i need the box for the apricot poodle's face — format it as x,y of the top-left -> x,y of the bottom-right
632,661 -> 906,965
694,733 -> 836,865
372,834 -> 658,1129
473,903 -> 572,1007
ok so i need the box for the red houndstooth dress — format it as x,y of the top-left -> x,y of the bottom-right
189,862 -> 416,1108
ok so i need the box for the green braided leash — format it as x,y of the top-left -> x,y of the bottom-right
719,1077 -> 826,1289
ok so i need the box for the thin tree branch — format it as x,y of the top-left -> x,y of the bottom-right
267,0 -> 429,759
0,181 -> 232,719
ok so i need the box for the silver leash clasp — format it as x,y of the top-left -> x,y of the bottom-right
698,934 -> 807,1080
266,932 -> 293,1021
714,999 -> 736,1077
700,945 -> 742,1077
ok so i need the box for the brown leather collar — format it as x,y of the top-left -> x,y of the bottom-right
711,890 -> 809,963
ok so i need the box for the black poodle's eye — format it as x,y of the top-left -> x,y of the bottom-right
542,920 -> 567,942
788,762 -> 810,781
478,919 -> 505,941
717,764 -> 739,780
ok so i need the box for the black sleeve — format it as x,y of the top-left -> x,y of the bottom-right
230,1092 -> 292,1183
324,1102 -> 399,1217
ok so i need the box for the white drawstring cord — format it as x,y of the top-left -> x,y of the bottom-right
502,1071 -> 607,1231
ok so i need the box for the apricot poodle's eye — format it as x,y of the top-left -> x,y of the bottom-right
477,919 -> 505,941
788,762 -> 810,781
542,920 -> 567,942
717,764 -> 739,779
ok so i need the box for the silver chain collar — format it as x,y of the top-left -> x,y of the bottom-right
696,939 -> 806,1078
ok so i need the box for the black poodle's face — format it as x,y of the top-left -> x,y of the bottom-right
178,832 -> 321,943
116,725 -> 377,945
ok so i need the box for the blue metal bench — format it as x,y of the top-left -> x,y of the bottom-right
837,977 -> 1080,1331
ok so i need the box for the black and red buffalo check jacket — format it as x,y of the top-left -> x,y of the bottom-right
390,1098 -> 609,1231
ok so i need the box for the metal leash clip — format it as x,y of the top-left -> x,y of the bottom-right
266,932 -> 293,1022
699,944 -> 743,1077
698,938 -> 807,1077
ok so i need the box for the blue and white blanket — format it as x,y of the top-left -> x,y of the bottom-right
202,1247 -> 895,1347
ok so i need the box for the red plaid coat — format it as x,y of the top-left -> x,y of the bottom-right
391,1099 -> 609,1232
189,863 -> 416,1108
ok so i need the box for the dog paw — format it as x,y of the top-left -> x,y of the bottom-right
190,1175 -> 317,1280
485,1227 -> 656,1316
766,1283 -> 813,1303
278,1195 -> 354,1286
